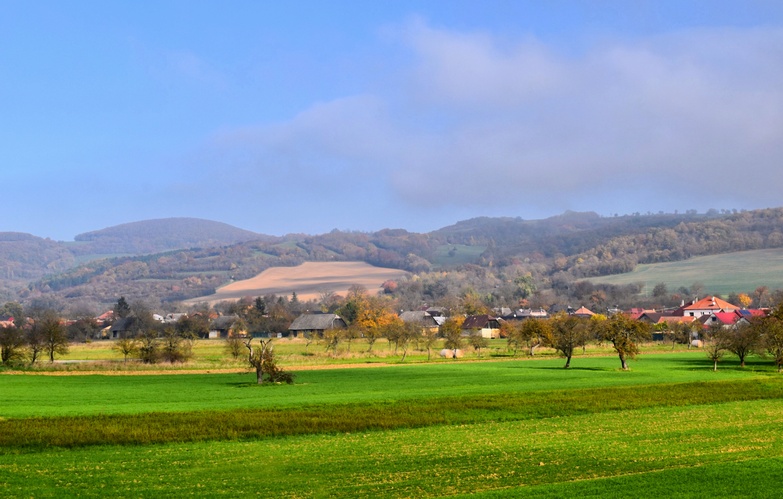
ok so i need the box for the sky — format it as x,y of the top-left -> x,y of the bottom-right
3,1 -> 783,241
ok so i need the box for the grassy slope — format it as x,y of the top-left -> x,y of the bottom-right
586,248 -> 783,294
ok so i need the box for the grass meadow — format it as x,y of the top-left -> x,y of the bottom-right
3,350 -> 783,497
586,247 -> 783,295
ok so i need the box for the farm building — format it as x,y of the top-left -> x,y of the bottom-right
288,313 -> 347,338
462,315 -> 503,339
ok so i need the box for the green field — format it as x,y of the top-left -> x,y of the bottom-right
3,352 -> 783,497
587,248 -> 783,295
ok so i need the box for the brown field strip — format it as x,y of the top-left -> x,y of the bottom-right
187,261 -> 409,303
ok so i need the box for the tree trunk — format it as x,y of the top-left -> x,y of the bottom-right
256,367 -> 264,385
713,359 -> 718,372
564,355 -> 571,369
620,354 -> 628,370
529,342 -> 540,356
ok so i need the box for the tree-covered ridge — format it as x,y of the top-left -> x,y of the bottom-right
11,208 -> 783,311
565,208 -> 783,278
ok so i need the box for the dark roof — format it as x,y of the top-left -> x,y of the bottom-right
289,313 -> 346,331
462,315 -> 501,329
211,315 -> 239,330
399,311 -> 439,326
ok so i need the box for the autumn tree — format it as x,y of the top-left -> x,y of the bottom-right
542,313 -> 591,369
440,316 -> 465,353
422,325 -> 440,361
755,307 -> 783,372
468,332 -> 489,357
737,293 -> 753,309
596,313 -> 651,370
113,337 -> 138,363
506,318 -> 549,356
667,321 -> 693,349
392,322 -> 421,362
724,321 -> 761,367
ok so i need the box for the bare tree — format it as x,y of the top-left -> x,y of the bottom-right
38,313 -> 69,363
724,321 -> 761,367
703,323 -> 728,371
244,338 -> 294,385
0,325 -> 26,365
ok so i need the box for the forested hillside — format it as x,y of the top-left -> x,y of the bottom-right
8,208 -> 783,312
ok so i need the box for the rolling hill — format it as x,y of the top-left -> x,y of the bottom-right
8,208 -> 783,310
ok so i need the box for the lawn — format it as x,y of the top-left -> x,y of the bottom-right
2,352 -> 783,497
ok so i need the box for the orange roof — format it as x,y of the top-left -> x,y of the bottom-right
683,296 -> 739,311
573,306 -> 595,316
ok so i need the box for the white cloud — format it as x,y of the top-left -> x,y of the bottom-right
195,20 -> 783,228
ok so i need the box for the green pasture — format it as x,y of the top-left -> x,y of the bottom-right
3,353 -> 783,497
586,247 -> 783,295
431,244 -> 487,267
1,352 -> 777,418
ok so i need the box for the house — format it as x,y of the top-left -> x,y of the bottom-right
461,315 -> 503,339
288,313 -> 347,338
502,308 -> 548,321
637,312 -> 663,324
680,296 -> 740,318
109,317 -> 136,339
399,311 -> 440,334
209,315 -> 242,339
704,311 -> 749,329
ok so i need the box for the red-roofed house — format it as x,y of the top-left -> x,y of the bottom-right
682,296 -> 740,318
572,306 -> 595,318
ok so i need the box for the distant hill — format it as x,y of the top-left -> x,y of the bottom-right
71,218 -> 271,255
0,232 -> 76,288
9,208 -> 783,310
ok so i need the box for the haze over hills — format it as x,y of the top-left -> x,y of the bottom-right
70,218 -> 275,256
4,208 -> 783,310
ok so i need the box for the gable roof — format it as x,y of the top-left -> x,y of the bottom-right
462,315 -> 501,329
573,306 -> 595,317
399,311 -> 439,326
289,313 -> 346,331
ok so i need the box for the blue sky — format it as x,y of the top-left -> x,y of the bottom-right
3,1 -> 783,240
